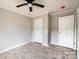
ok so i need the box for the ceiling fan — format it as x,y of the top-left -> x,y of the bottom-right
16,0 -> 45,12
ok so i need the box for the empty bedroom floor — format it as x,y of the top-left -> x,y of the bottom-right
0,42 -> 76,59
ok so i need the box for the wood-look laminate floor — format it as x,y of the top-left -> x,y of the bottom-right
0,42 -> 76,59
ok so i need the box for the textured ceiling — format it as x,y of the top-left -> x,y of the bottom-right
0,0 -> 78,17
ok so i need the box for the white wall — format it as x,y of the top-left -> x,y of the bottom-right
42,14 -> 48,45
0,7 -> 32,51
50,15 -> 59,44
77,4 -> 79,59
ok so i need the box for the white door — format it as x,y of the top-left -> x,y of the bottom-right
59,15 -> 74,49
33,18 -> 42,43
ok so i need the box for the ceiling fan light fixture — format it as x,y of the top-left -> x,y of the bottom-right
28,3 -> 32,7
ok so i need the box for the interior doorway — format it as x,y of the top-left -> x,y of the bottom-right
33,17 -> 43,43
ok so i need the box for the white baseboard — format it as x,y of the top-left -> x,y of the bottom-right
42,43 -> 48,47
50,42 -> 76,50
50,42 -> 58,45
0,41 -> 31,54
0,40 -> 48,54
32,40 -> 48,47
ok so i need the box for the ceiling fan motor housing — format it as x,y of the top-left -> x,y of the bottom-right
25,0 -> 35,3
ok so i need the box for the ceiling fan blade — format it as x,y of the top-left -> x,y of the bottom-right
25,0 -> 35,3
29,7 -> 32,12
16,3 -> 27,7
33,3 -> 45,8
